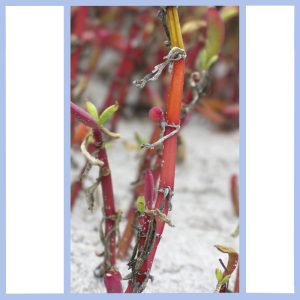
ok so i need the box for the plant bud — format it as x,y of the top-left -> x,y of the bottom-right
104,270 -> 123,293
148,106 -> 164,123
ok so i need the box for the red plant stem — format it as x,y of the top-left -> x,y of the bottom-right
71,102 -> 99,129
117,208 -> 135,260
234,265 -> 239,292
81,28 -> 127,52
117,127 -> 161,260
71,102 -> 120,291
70,7 -> 88,147
92,129 -> 117,268
110,83 -> 129,131
125,7 -> 185,292
126,170 -> 156,293
119,39 -> 203,254
100,22 -> 141,132
155,57 -> 184,214
101,26 -> 137,108
230,174 -> 239,216
117,159 -> 161,260
71,7 -> 88,83
118,28 -> 204,262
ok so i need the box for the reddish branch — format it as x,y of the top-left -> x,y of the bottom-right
71,7 -> 88,83
71,102 -> 122,293
100,21 -> 141,131
230,174 -> 239,216
118,14 -> 207,263
125,6 -> 185,293
234,265 -> 239,292
117,127 -> 161,260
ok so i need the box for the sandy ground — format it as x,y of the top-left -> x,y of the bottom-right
71,115 -> 239,293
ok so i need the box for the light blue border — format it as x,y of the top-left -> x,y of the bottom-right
294,3 -> 298,295
1,0 -> 299,6
0,0 -> 298,298
239,5 -> 246,294
0,2 -> 6,297
64,5 -> 71,296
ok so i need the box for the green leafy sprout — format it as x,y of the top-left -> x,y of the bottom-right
136,195 -> 146,214
86,101 -> 119,127
215,268 -> 231,286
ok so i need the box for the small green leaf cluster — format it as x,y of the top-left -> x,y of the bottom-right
199,8 -> 225,70
86,101 -> 119,127
215,268 -> 231,285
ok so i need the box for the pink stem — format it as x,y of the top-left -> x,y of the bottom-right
71,101 -> 121,292
71,7 -> 88,82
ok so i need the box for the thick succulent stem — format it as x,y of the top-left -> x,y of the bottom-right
125,6 -> 185,293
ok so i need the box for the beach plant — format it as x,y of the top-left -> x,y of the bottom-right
71,6 -> 239,293
71,101 -> 122,292
118,6 -> 226,261
123,6 -> 185,292
214,245 -> 239,293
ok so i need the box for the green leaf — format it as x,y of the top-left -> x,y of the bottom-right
215,268 -> 223,283
206,55 -> 219,69
182,20 -> 206,34
199,52 -> 218,70
199,50 -> 207,71
86,101 -> 99,121
199,8 -> 224,70
98,103 -> 119,126
136,195 -> 145,213
221,274 -> 231,285
220,6 -> 239,23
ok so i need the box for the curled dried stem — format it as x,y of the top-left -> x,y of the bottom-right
158,7 -> 171,47
85,176 -> 101,211
100,210 -> 123,270
182,70 -> 210,116
133,47 -> 186,89
80,135 -> 104,166
141,124 -> 180,149
100,126 -> 120,139
144,208 -> 174,227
